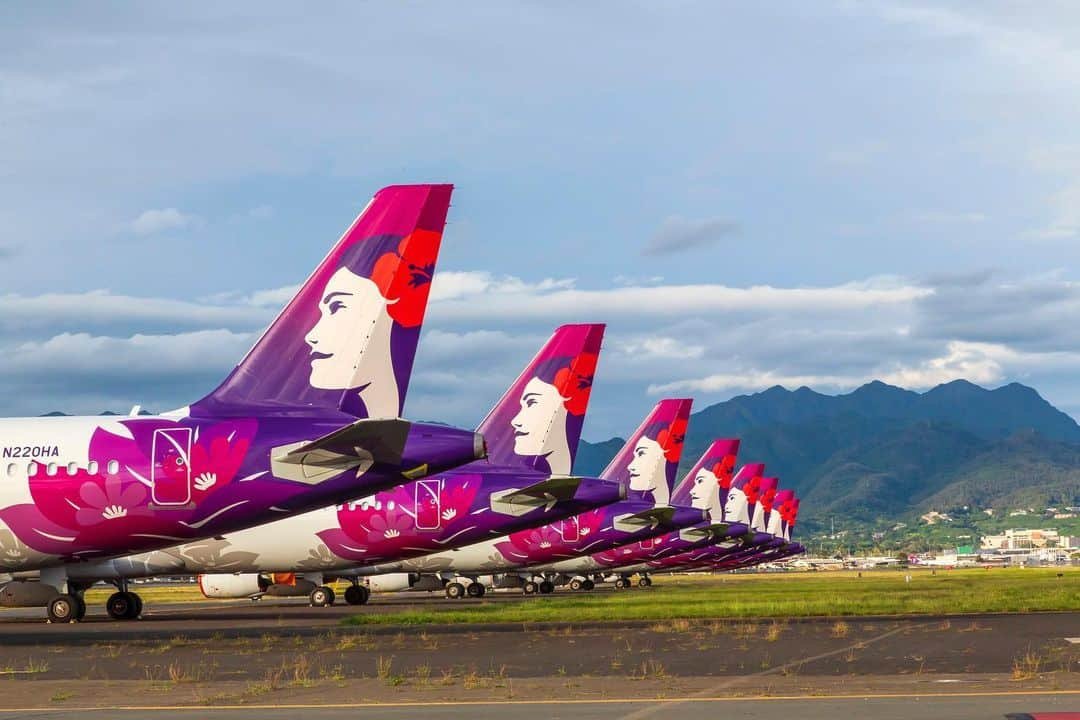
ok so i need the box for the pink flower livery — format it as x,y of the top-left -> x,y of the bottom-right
493,507 -> 606,562
0,418 -> 256,555
320,475 -> 482,562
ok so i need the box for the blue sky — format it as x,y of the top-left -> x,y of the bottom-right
4,2 -> 1080,438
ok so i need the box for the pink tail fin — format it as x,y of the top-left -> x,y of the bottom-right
476,324 -> 605,475
194,184 -> 452,418
601,398 -> 692,506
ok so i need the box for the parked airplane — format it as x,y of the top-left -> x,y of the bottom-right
524,438 -> 749,589
0,184 -> 486,622
363,399 -> 706,596
58,324 -> 626,609
598,462 -> 767,577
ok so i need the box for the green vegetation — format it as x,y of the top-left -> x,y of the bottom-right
342,568 -> 1080,626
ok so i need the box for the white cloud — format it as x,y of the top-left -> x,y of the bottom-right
616,336 -> 705,361
129,208 -> 197,236
430,271 -> 576,302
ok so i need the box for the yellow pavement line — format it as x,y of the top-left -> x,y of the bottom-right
0,689 -> 1078,712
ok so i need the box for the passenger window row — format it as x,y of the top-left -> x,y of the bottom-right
8,460 -> 122,478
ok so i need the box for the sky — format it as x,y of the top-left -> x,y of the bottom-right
4,1 -> 1080,439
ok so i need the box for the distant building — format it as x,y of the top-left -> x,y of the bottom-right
921,510 -> 952,525
980,528 -> 1077,550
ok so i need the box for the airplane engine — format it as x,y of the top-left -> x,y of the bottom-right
197,573 -> 269,599
368,573 -> 422,593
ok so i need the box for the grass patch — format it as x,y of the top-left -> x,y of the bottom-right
342,568 -> 1080,626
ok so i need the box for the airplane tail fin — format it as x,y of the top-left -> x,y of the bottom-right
476,324 -> 605,475
767,488 -> 795,537
600,398 -> 692,506
750,476 -> 779,531
193,184 -> 453,418
670,438 -> 740,509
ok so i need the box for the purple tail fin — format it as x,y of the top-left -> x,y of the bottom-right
476,324 -> 605,475
670,438 -> 740,520
768,488 -> 794,537
600,398 -> 692,507
723,462 -> 765,525
193,184 -> 453,418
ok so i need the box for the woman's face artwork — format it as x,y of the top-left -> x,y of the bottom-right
627,437 -> 665,492
689,468 -> 720,512
511,377 -> 567,457
725,484 -> 751,524
305,267 -> 391,390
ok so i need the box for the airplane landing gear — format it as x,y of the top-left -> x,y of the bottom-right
466,582 -> 485,598
309,585 -> 336,607
445,581 -> 466,599
538,580 -> 555,594
582,579 -> 595,591
106,591 -> 142,620
638,576 -> 652,587
344,584 -> 370,606
47,594 -> 84,624
614,577 -> 629,589
569,578 -> 584,591
523,580 -> 539,595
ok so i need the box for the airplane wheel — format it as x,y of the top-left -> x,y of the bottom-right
539,580 -> 555,594
131,592 -> 143,618
344,585 -> 367,606
523,581 -> 538,595
638,577 -> 652,587
614,578 -> 628,589
360,586 -> 370,604
466,583 -> 485,598
582,579 -> 595,591
310,586 -> 335,607
47,594 -> 80,624
75,595 -> 88,621
106,591 -> 138,620
445,582 -> 466,599
569,578 -> 583,592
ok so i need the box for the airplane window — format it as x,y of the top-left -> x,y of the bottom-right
6,463 -> 16,477
27,462 -> 37,477
88,461 -> 99,475
107,460 -> 119,475
46,463 -> 57,476
67,462 -> 78,476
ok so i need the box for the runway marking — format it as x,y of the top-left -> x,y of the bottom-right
618,620 -> 936,720
0,690 -> 1078,713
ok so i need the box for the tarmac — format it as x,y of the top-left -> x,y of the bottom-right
0,592 -> 1076,719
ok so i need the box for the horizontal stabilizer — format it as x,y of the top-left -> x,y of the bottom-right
271,418 -> 411,485
613,506 -> 677,532
490,475 -> 583,516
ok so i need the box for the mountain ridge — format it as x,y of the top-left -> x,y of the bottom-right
577,379 -> 1080,526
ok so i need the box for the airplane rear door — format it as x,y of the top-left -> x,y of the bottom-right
151,428 -> 192,506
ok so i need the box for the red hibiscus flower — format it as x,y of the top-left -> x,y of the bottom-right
743,475 -> 764,506
712,454 -> 737,489
371,228 -> 442,328
553,351 -> 598,416
657,417 -> 688,463
760,485 -> 778,513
